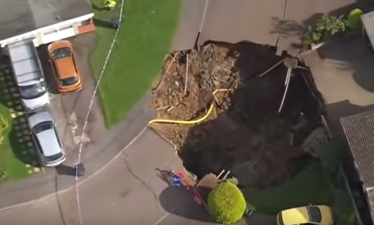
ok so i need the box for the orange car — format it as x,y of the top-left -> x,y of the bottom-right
48,40 -> 82,93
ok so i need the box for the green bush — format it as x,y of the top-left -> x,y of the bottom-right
207,181 -> 247,224
315,14 -> 348,37
303,14 -> 348,48
348,9 -> 363,29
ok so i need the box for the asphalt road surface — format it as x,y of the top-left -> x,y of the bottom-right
0,130 -> 191,225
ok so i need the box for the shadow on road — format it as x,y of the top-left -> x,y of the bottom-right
316,34 -> 374,93
159,186 -> 276,225
55,164 -> 76,176
159,186 -> 213,223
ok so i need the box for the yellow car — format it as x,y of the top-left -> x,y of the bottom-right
276,205 -> 334,225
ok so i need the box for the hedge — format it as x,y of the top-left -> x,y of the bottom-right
348,8 -> 363,29
207,181 -> 246,224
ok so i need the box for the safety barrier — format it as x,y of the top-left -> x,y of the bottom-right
73,0 -> 126,224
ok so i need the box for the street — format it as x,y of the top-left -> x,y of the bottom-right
0,130 -> 188,225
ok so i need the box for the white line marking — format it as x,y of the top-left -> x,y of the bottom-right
0,127 -> 148,213
152,212 -> 171,225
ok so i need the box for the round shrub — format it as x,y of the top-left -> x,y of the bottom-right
348,8 -> 363,29
207,181 -> 246,224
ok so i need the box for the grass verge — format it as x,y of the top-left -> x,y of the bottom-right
90,0 -> 182,127
243,141 -> 355,225
0,69 -> 29,181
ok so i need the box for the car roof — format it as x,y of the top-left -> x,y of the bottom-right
48,40 -> 72,51
35,128 -> 62,156
49,40 -> 76,80
54,56 -> 76,80
280,206 -> 309,224
28,111 -> 54,128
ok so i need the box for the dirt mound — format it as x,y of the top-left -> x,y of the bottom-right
150,42 -> 325,189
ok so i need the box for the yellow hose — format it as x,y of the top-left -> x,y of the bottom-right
148,58 -> 283,126
148,89 -> 230,126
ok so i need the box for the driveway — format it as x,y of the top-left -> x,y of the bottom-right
37,33 -> 107,159
302,34 -> 374,139
0,32 -> 156,209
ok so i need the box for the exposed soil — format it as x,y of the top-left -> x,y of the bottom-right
150,42 -> 326,189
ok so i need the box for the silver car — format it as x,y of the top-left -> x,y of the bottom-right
28,111 -> 66,167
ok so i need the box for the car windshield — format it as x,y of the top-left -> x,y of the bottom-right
45,152 -> 63,162
19,82 -> 47,99
60,76 -> 78,87
51,47 -> 72,60
307,206 -> 322,223
33,121 -> 53,134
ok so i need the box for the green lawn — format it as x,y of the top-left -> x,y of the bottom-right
0,78 -> 29,181
244,161 -> 334,214
0,111 -> 29,181
90,0 -> 182,127
243,142 -> 355,225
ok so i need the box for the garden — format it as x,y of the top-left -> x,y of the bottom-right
89,0 -> 182,127
303,8 -> 363,50
0,68 -> 31,182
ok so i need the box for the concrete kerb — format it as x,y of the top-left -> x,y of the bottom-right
0,126 -> 148,213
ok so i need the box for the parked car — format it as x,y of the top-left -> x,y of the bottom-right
28,111 -> 66,167
48,40 -> 82,93
277,205 -> 334,225
7,40 -> 49,111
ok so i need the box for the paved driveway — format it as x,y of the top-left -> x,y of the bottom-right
37,33 -> 107,158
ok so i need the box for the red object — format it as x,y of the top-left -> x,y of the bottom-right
194,195 -> 202,205
177,172 -> 191,186
177,171 -> 205,206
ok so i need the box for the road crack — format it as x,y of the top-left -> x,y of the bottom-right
122,153 -> 159,203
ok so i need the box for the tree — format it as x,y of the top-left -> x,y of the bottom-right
207,181 -> 246,224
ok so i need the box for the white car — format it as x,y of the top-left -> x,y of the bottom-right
19,81 -> 49,111
28,111 -> 66,167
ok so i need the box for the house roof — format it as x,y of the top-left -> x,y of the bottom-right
340,110 -> 374,188
0,0 -> 93,41
362,10 -> 374,47
365,188 -> 374,223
